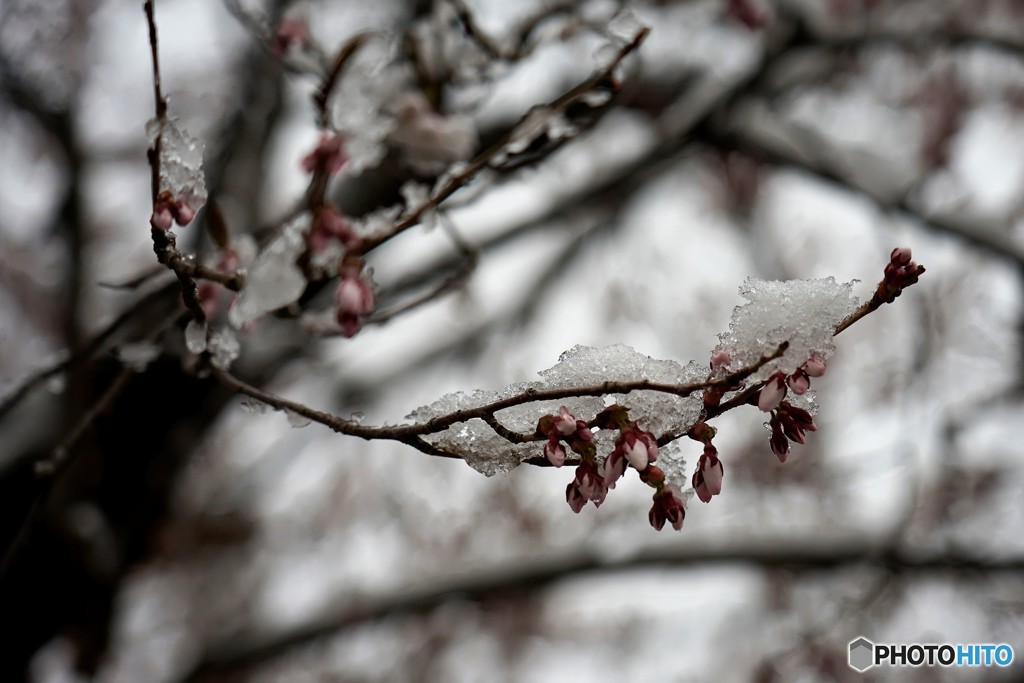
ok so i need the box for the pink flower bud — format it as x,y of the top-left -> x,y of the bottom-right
623,437 -> 650,471
302,134 -> 347,175
757,374 -> 786,412
710,348 -> 731,369
891,247 -> 912,265
334,264 -> 375,338
769,419 -> 789,463
273,17 -> 310,56
544,438 -> 566,467
787,371 -> 810,395
603,449 -> 626,488
649,488 -> 686,531
701,449 -> 724,496
173,200 -> 196,226
802,354 -> 827,378
693,471 -> 712,503
150,205 -> 174,231
573,459 -> 607,507
553,407 -> 577,437
566,482 -> 587,513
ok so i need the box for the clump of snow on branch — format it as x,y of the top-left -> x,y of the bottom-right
410,276 -> 860,478
329,38 -> 409,175
146,116 -> 207,216
539,345 -> 705,436
228,220 -> 308,328
719,277 -> 859,381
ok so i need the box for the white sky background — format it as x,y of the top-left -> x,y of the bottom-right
3,0 -> 1024,681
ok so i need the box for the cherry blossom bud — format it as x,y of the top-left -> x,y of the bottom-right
302,134 -> 347,175
172,200 -> 196,226
726,0 -> 771,30
710,348 -> 731,369
891,247 -> 912,265
573,459 -> 607,507
334,263 -> 375,338
802,354 -> 827,378
701,447 -> 724,496
693,471 -> 712,503
784,404 -> 817,433
649,488 -> 685,531
769,420 -> 789,463
787,371 -> 810,395
544,438 -> 566,467
613,428 -> 658,472
603,449 -> 626,488
150,204 -> 174,231
757,374 -> 786,412
623,438 -> 649,471
566,482 -> 586,513
553,407 -> 577,436
311,206 -> 358,252
273,17 -> 310,55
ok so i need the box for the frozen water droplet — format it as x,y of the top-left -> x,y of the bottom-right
185,320 -> 208,354
608,9 -> 648,43
350,411 -> 365,424
229,220 -> 308,328
147,115 -> 207,216
240,398 -> 266,414
208,328 -> 240,370
286,409 -> 311,428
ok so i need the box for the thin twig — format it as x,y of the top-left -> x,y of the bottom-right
357,27 -> 650,254
34,369 -> 134,478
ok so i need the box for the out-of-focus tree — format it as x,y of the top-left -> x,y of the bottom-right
0,1 -> 1021,681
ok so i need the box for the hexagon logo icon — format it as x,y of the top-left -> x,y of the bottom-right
848,636 -> 875,672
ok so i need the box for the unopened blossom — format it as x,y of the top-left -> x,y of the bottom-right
876,246 -> 926,303
566,481 -> 587,513
150,192 -> 197,230
150,202 -> 174,231
757,374 -> 787,412
552,406 -> 578,437
537,407 -> 592,467
778,402 -> 817,445
769,417 -> 789,463
567,458 -> 607,511
692,445 -> 724,503
710,347 -> 731,369
649,487 -> 686,531
334,261 -> 375,338
603,448 -> 626,488
611,426 -> 659,473
310,206 -> 359,252
302,134 -> 347,175
787,371 -> 810,395
544,438 -> 567,468
802,353 -> 827,378
273,17 -> 310,56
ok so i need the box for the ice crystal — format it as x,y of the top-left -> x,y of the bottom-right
228,221 -> 307,328
146,116 -> 207,214
240,398 -> 266,415
208,328 -> 240,370
718,277 -> 860,381
184,320 -> 208,354
329,37 -> 409,175
285,409 -> 311,428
